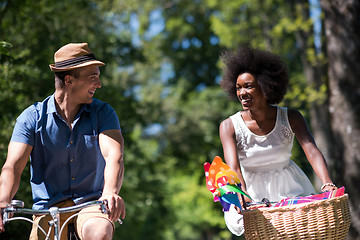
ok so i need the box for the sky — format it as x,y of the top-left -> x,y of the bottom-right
309,0 -> 322,52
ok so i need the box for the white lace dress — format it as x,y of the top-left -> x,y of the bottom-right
224,106 -> 315,236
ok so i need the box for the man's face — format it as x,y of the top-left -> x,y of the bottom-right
70,65 -> 101,104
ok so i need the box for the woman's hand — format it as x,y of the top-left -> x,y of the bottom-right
321,183 -> 337,192
235,191 -> 252,214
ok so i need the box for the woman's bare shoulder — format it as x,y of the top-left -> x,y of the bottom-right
220,117 -> 235,135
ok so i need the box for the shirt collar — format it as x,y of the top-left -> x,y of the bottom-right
46,93 -> 91,115
46,94 -> 57,114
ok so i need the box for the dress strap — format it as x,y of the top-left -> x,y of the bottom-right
278,107 -> 294,143
230,112 -> 246,150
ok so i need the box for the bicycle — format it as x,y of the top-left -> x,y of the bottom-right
2,199 -> 122,240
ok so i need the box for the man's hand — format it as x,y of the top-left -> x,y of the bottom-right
0,201 -> 10,233
99,193 -> 125,222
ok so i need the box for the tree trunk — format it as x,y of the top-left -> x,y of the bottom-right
320,0 -> 360,239
290,0 -> 338,190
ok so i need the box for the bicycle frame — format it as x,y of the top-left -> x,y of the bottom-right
2,200 -> 109,240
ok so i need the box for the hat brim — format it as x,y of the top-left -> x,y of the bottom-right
49,60 -> 105,72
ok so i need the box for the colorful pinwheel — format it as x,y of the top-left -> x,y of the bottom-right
204,156 -> 252,211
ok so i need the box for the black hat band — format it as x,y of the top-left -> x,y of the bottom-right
54,54 -> 97,68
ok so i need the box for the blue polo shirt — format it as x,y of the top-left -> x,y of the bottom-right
10,94 -> 121,210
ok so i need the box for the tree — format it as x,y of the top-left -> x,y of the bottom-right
320,0 -> 360,238
273,0 -> 343,192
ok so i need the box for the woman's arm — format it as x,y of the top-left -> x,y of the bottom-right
220,118 -> 250,200
288,109 -> 336,192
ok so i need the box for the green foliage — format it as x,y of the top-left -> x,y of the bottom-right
0,41 -> 12,60
163,171 -> 230,240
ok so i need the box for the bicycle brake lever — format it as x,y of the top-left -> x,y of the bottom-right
101,200 -> 109,214
1,207 -> 11,224
261,198 -> 271,207
1,209 -> 6,224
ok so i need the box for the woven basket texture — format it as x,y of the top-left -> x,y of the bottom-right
243,194 -> 351,240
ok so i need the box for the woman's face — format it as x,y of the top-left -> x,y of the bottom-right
236,73 -> 266,110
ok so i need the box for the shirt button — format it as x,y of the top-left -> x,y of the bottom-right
72,177 -> 75,181
70,141 -> 73,144
70,159 -> 74,163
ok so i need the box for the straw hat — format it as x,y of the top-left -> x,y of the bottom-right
49,43 -> 105,72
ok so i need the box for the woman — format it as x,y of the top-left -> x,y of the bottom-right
219,45 -> 337,236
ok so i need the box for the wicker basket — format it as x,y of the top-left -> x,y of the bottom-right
243,194 -> 351,240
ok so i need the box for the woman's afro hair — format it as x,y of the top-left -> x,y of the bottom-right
220,45 -> 289,104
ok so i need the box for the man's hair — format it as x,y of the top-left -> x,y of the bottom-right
220,45 -> 289,104
54,69 -> 80,89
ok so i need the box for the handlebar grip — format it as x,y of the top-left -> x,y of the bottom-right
1,208 -> 9,224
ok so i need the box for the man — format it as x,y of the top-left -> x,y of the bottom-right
0,43 -> 125,240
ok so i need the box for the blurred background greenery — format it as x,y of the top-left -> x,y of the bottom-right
1,0 -> 359,239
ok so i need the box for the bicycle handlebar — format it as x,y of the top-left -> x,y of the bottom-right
1,199 -> 123,240
54,200 -> 108,214
2,200 -> 108,224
